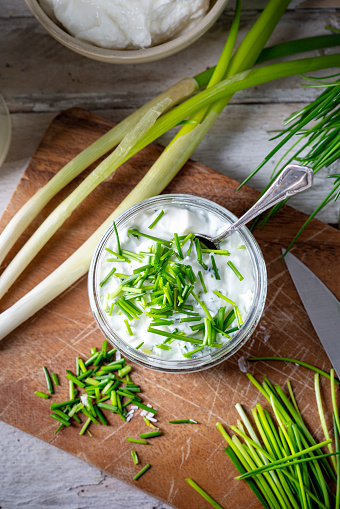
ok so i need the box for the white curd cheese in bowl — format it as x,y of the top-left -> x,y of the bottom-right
88,195 -> 267,373
39,0 -> 210,50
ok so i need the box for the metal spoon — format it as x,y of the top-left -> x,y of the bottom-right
195,164 -> 313,249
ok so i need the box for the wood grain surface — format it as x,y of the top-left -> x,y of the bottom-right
0,108 -> 339,509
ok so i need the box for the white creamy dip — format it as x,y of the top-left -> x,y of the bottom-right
40,0 -> 210,50
98,204 -> 255,361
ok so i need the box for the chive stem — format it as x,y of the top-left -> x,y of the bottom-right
133,463 -> 151,481
131,450 -> 139,465
140,431 -> 162,439
43,366 -> 54,394
185,478 -> 224,509
52,373 -> 60,386
126,438 -> 148,444
211,255 -> 221,280
247,357 -> 340,383
148,210 -> 164,229
113,221 -> 122,256
35,391 -> 49,399
227,261 -> 244,281
169,419 -> 198,423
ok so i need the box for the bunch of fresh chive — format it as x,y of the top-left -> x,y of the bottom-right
241,74 -> 340,254
217,369 -> 340,509
38,340 -> 157,436
100,220 -> 245,358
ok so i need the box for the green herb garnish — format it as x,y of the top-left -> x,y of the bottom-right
131,450 -> 139,465
35,391 -> 50,399
113,221 -> 122,256
148,210 -> 164,229
127,438 -> 148,445
140,431 -> 162,439
133,463 -> 151,481
211,255 -> 220,280
185,478 -> 224,509
169,419 -> 198,423
227,261 -> 244,281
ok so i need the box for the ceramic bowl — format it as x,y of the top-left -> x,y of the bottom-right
25,0 -> 229,64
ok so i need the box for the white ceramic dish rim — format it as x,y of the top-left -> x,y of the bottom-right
25,0 -> 229,64
88,194 -> 267,373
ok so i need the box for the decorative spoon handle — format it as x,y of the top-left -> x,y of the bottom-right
213,164 -> 313,243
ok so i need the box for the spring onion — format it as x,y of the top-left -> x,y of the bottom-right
2,1 -> 340,339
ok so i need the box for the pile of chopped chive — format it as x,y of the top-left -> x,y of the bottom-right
217,368 -> 340,509
36,341 -> 157,436
100,219 -> 246,358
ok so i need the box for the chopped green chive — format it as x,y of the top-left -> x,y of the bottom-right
113,221 -> 122,256
185,478 -> 224,509
79,417 -> 91,436
131,450 -> 139,465
198,270 -> 207,293
51,373 -> 59,386
234,306 -> 243,328
213,290 -> 235,307
195,238 -> 208,270
156,344 -> 172,350
128,228 -> 172,247
136,342 -> 144,350
118,365 -> 132,378
133,463 -> 151,481
124,319 -> 133,336
180,317 -> 201,323
169,419 -> 198,423
54,424 -> 64,435
35,391 -> 50,399
227,261 -> 244,281
148,210 -> 165,229
43,366 -> 54,395
126,437 -> 148,444
50,413 -> 71,427
51,398 -> 80,409
211,255 -> 220,280
140,431 -> 162,439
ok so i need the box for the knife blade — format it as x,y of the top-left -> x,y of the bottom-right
283,249 -> 340,378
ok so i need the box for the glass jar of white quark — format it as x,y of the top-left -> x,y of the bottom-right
88,194 -> 267,373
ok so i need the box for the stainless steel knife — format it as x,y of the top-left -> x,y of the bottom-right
283,249 -> 340,378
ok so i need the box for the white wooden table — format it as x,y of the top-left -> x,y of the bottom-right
1,1 -> 339,507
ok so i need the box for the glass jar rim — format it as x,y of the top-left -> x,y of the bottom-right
88,194 -> 267,373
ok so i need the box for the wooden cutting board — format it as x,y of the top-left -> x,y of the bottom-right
1,108 -> 339,509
